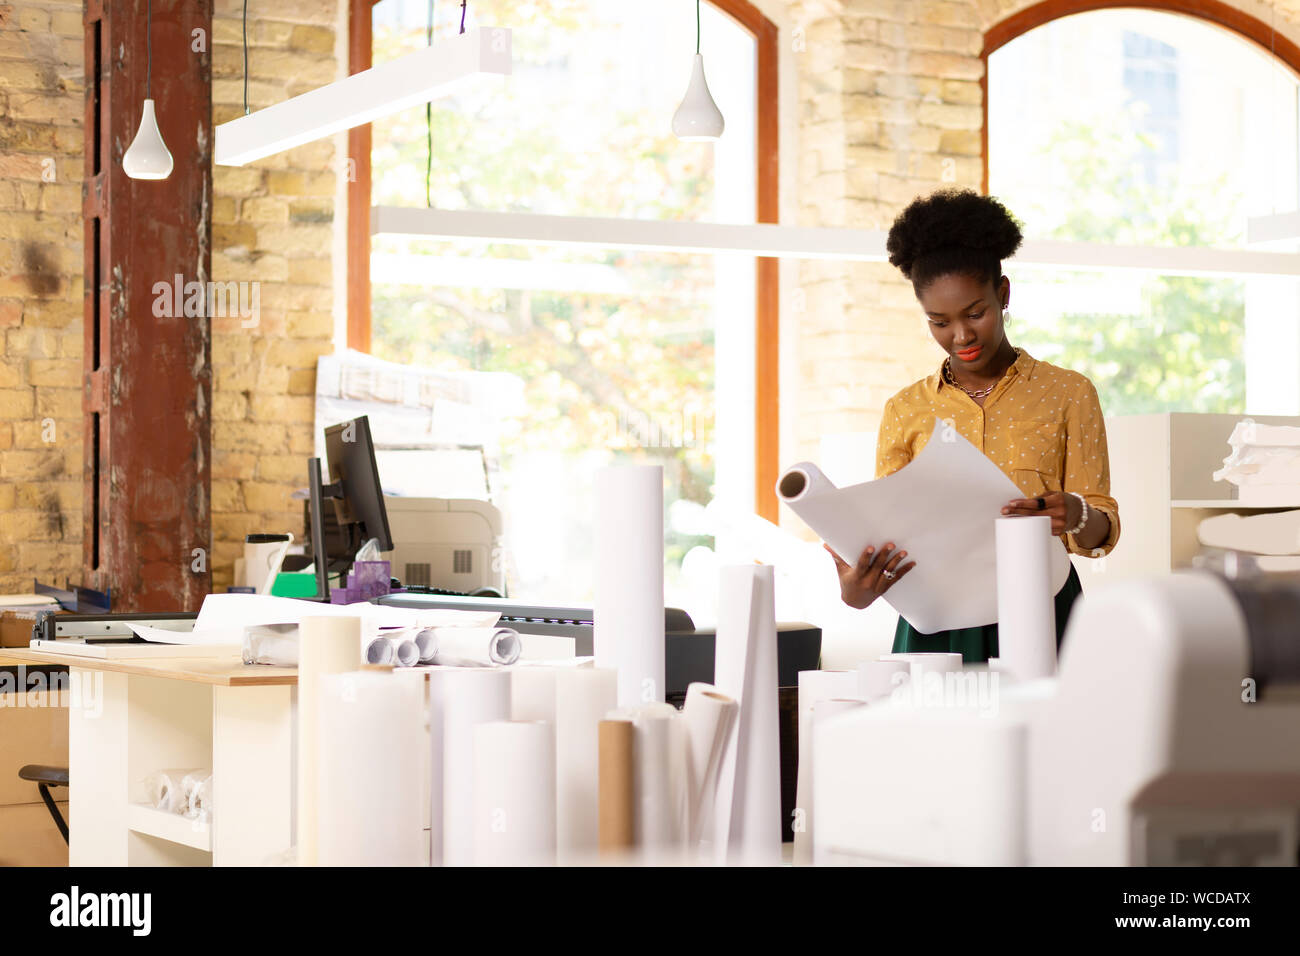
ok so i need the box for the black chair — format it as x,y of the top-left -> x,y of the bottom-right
19,765 -> 68,844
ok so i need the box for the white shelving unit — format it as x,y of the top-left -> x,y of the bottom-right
1097,412 -> 1300,588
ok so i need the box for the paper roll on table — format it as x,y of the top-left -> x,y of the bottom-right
442,668 -> 513,866
316,670 -> 424,866
555,667 -> 618,860
793,670 -> 860,865
297,616 -> 362,867
712,564 -> 782,866
427,626 -> 522,667
364,635 -> 420,667
629,704 -> 687,851
593,465 -> 665,707
858,659 -> 911,703
148,768 -> 210,818
995,515 -> 1057,681
472,720 -> 557,866
681,683 -> 737,848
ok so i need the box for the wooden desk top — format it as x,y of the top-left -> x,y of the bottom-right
0,649 -> 297,686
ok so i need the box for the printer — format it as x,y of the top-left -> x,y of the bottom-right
815,569 -> 1300,866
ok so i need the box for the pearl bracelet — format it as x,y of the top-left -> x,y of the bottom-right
1065,492 -> 1089,536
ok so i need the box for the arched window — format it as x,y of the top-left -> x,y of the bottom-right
986,3 -> 1300,416
348,0 -> 777,614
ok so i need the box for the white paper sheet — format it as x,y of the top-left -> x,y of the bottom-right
777,417 -> 1071,632
192,592 -> 500,639
125,622 -> 234,645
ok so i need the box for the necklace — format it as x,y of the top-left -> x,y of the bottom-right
944,347 -> 1020,400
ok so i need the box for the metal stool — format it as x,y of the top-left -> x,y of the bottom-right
18,765 -> 68,844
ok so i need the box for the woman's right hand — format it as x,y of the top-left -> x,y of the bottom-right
824,541 -> 916,609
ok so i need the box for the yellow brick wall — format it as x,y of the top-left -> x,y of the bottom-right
0,0 -> 84,591
0,0 -> 342,595
210,0 -> 341,590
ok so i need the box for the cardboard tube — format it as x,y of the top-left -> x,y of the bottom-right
297,615 -> 362,867
597,718 -> 635,854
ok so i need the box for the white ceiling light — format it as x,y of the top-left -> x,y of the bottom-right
672,0 -> 724,141
215,25 -> 511,167
123,0 -> 173,180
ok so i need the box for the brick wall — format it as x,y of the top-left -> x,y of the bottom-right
209,0 -> 341,590
0,0 -> 342,595
0,0 -> 84,592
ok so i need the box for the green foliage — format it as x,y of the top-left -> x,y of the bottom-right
1007,107 -> 1246,415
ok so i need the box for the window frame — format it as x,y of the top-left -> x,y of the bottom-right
347,0 -> 782,519
980,0 -> 1300,194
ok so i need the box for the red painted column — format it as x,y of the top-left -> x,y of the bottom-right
83,0 -> 213,611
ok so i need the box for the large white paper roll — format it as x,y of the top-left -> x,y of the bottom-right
442,668 -> 512,866
555,667 -> 618,860
430,627 -> 522,667
882,651 -> 965,679
510,666 -> 558,723
793,670 -> 860,865
427,667 -> 451,866
316,670 -> 424,866
995,516 -> 1057,681
472,721 -> 557,866
630,705 -> 686,851
800,696 -> 865,865
858,659 -> 911,703
711,564 -> 782,866
297,615 -> 362,867
682,683 -> 737,847
593,465 -> 665,706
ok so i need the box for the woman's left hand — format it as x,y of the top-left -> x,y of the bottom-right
1002,491 -> 1081,536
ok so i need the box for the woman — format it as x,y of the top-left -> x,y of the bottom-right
826,189 -> 1121,663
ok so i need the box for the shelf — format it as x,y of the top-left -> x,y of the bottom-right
127,804 -> 211,852
1172,500 -> 1300,509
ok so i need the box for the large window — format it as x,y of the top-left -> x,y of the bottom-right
362,0 -> 767,617
989,8 -> 1300,416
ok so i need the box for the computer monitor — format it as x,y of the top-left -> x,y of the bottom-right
306,415 -> 394,601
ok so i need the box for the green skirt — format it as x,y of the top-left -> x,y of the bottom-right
891,564 -> 1083,664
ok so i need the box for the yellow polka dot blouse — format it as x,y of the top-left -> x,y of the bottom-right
875,347 -> 1121,558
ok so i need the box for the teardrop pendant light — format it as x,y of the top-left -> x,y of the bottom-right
672,0 -> 724,141
123,0 -> 174,180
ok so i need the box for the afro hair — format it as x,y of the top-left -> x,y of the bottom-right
885,189 -> 1024,292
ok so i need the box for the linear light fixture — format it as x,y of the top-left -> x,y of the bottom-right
1246,210 -> 1300,245
215,26 -> 511,167
371,206 -> 1300,277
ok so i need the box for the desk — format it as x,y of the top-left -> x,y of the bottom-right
1,649 -> 296,866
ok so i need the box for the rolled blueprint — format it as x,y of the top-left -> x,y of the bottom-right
597,718 -> 635,854
631,704 -> 686,851
593,464 -> 665,707
776,421 -> 1071,632
148,769 -> 201,815
858,659 -> 911,703
711,564 -> 782,866
793,670 -> 860,865
428,626 -> 522,667
682,684 -> 737,847
995,515 -> 1057,682
365,636 -> 394,665
316,670 -> 424,866
442,668 -> 512,866
297,615 -> 362,867
472,720 -> 557,866
415,629 -> 437,663
391,638 -> 419,667
183,770 -> 212,821
555,667 -> 618,861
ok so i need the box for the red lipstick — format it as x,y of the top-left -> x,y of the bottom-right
956,345 -> 982,361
